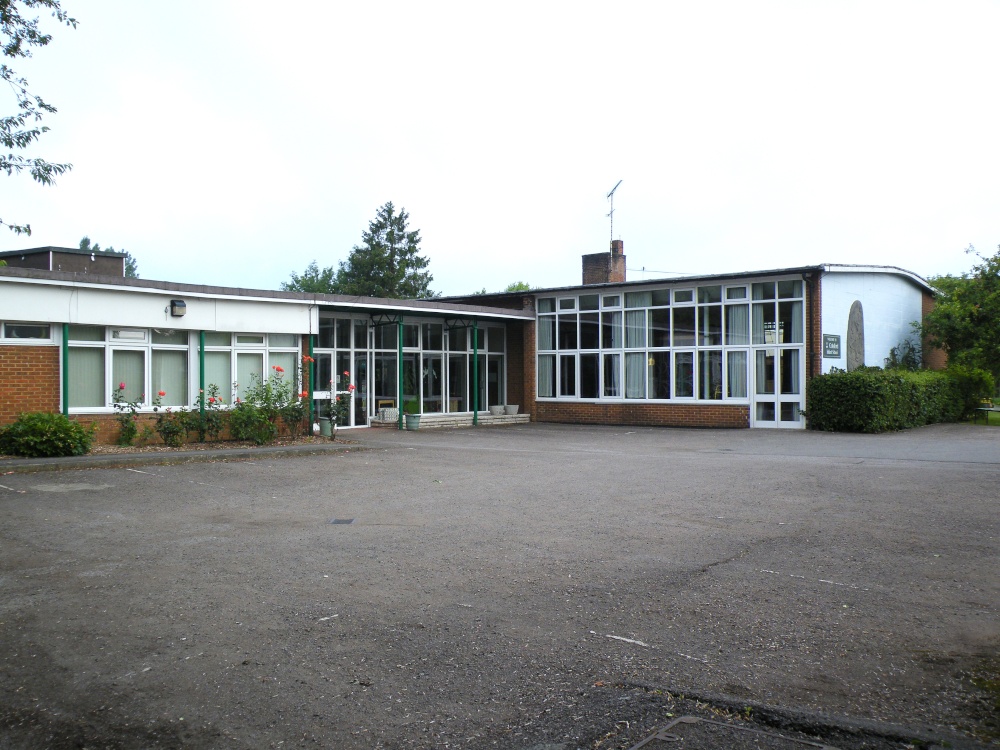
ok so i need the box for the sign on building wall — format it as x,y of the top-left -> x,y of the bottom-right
823,334 -> 841,358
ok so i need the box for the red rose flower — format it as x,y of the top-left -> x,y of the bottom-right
158,390 -> 166,397
272,365 -> 285,373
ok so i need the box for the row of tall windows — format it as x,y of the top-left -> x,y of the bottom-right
537,280 -> 804,401
66,326 -> 300,409
310,318 -> 508,422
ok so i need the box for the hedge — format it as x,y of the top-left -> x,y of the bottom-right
804,365 -> 994,433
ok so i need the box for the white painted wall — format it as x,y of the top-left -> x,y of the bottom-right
820,271 -> 925,373
1,279 -> 316,334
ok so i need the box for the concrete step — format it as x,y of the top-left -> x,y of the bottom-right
370,413 -> 530,430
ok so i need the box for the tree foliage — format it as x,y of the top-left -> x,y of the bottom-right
79,235 -> 139,278
1,0 -> 75,235
924,244 -> 1000,383
282,202 -> 435,298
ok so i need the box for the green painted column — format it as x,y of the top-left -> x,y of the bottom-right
61,323 -> 69,416
397,320 -> 404,430
308,334 -> 315,425
199,331 -> 205,417
472,321 -> 479,426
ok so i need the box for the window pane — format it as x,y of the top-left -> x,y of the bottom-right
318,318 -> 335,348
374,324 -> 397,350
699,305 -> 722,346
559,354 -> 576,396
236,334 -> 264,345
487,355 -> 504,407
269,351 -> 297,383
625,353 -> 646,398
752,282 -> 775,301
538,297 -> 555,313
152,330 -> 187,345
152,350 -> 188,406
753,302 -> 777,345
726,351 -> 748,398
448,354 -> 467,411
778,280 -> 803,299
674,352 -> 694,397
538,354 -> 556,397
601,311 -> 622,348
579,313 -> 599,349
674,289 -> 693,303
374,354 -> 398,407
603,353 -> 620,397
423,323 -> 444,351
602,295 -> 620,308
579,294 -> 599,311
204,331 -> 231,347
780,402 -> 801,422
558,316 -> 577,349
69,325 -> 104,342
779,300 -> 803,343
580,353 -> 599,398
558,298 -> 576,310
236,352 -> 263,400
112,350 -> 145,403
487,326 -> 504,353
625,291 -> 652,308
538,317 -> 555,350
402,324 -> 419,348
651,289 -> 671,306
755,350 -> 775,395
726,286 -> 747,300
780,349 -> 800,394
354,319 -> 368,349
649,309 -> 670,347
269,333 -> 297,348
648,351 -> 670,399
725,305 -> 750,345
68,347 -> 104,407
5,324 -> 49,339
423,354 -> 443,412
625,310 -> 646,348
335,319 -> 352,349
204,351 -> 232,399
673,307 -> 695,346
699,350 -> 723,400
698,285 -> 722,303
449,327 -> 467,352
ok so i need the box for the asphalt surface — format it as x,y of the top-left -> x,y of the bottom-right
0,422 -> 997,749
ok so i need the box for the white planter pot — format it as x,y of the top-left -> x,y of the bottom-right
503,404 -> 519,415
489,405 -> 504,416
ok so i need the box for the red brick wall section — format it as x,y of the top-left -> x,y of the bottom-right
0,345 -> 61,426
921,291 -> 948,370
534,401 -> 749,428
806,271 -> 823,381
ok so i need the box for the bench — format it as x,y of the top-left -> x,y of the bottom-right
973,406 -> 1000,425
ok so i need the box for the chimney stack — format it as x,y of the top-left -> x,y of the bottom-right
582,240 -> 626,285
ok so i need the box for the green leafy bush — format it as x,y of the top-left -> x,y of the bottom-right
0,412 -> 95,457
805,366 -> 994,432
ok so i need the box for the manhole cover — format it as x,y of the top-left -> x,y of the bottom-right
627,716 -> 840,749
329,518 -> 354,525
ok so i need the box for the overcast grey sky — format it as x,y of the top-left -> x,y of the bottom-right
4,1 -> 998,294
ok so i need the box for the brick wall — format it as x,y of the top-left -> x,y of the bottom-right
0,345 -> 61,426
533,401 -> 749,428
806,271 -> 823,381
920,291 -> 948,370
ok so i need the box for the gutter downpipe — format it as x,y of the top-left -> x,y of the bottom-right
61,323 -> 69,416
472,321 -> 479,426
397,319 -> 404,430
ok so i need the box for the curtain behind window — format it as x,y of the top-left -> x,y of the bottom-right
112,350 -> 145,403
152,350 -> 187,406
68,347 -> 104,407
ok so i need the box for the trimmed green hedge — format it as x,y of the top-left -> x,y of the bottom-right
805,365 -> 995,433
0,412 -> 96,457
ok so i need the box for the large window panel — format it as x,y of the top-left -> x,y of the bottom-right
538,354 -> 556,398
112,349 -> 145,403
236,352 -> 264,400
579,313 -> 599,349
698,350 -> 723,400
601,311 -> 622,349
673,307 -> 696,346
625,310 -> 646,348
699,305 -> 722,346
625,352 -> 646,398
603,353 -> 621,397
726,351 -> 748,398
559,354 -> 576,397
538,317 -> 555,350
726,304 -> 749,345
448,354 -> 467,411
778,300 -> 803,343
558,316 -> 577,350
269,351 -> 297,382
649,309 -> 670,347
152,350 -> 188,406
580,353 -> 599,398
204,351 -> 232,398
648,352 -> 670,399
68,347 -> 104,407
674,352 -> 694,397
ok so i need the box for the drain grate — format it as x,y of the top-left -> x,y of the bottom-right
627,716 -> 840,750
329,518 -> 354,525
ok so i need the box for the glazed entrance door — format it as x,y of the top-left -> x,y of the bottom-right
751,347 -> 804,428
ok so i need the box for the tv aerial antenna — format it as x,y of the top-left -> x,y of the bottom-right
606,180 -> 622,243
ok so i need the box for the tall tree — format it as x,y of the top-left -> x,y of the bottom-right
924,244 -> 1000,381
1,0 -> 75,235
79,235 -> 139,278
280,260 -> 337,293
335,202 -> 434,298
282,202 -> 436,298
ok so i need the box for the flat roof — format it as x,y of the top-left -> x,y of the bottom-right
0,246 -> 127,259
0,267 -> 534,322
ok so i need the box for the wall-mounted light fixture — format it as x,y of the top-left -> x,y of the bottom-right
170,299 -> 187,317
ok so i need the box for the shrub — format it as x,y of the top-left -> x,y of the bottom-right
805,366 -> 994,432
0,412 -> 95,457
229,401 -> 277,445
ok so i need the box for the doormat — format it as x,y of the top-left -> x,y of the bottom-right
626,716 -> 840,750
